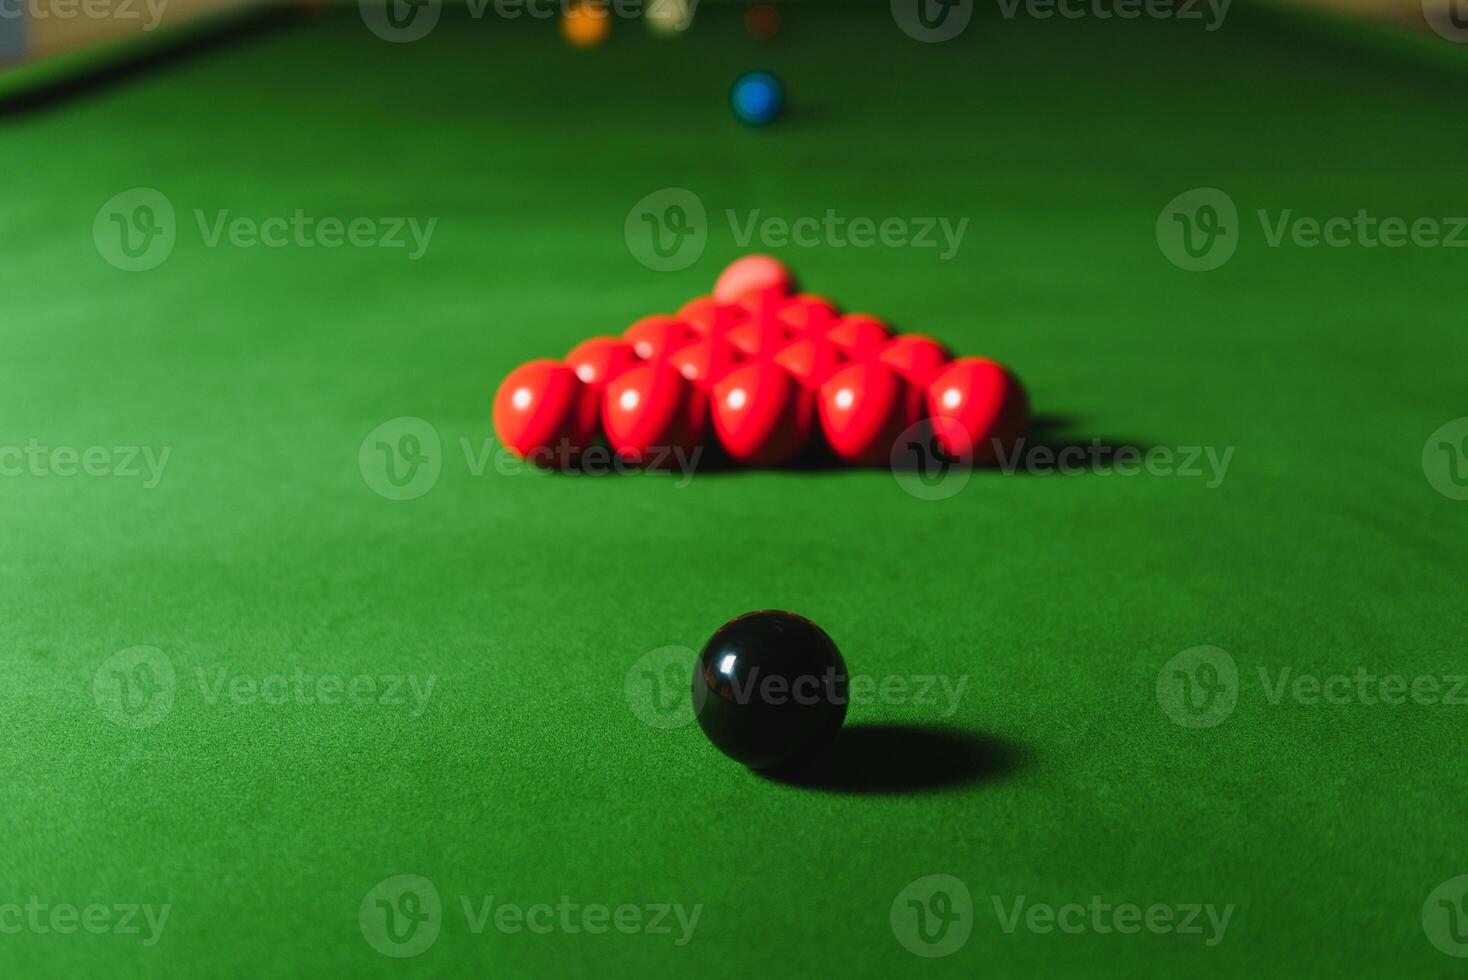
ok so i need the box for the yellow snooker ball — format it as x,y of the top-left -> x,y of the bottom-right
562,3 -> 611,47
646,0 -> 692,35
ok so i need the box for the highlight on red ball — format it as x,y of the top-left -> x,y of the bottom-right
488,255 -> 1029,476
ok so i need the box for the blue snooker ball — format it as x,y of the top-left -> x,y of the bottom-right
730,70 -> 784,127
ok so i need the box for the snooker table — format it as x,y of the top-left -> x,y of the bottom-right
4,2 -> 1468,976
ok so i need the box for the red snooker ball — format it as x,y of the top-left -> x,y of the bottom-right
492,359 -> 600,463
602,360 -> 707,464
818,360 -> 923,465
926,357 -> 1029,466
877,334 -> 952,388
677,296 -> 749,337
773,334 -> 848,390
725,291 -> 795,356
775,293 -> 840,336
825,314 -> 892,355
666,330 -> 746,391
624,314 -> 698,360
711,360 -> 813,466
565,336 -> 638,390
712,254 -> 793,306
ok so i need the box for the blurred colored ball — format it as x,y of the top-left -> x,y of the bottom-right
561,3 -> 610,47
744,3 -> 781,39
729,70 -> 784,127
646,0 -> 692,35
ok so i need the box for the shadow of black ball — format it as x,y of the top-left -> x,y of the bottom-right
757,723 -> 1027,795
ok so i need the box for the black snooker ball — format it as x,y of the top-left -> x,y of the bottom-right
692,610 -> 848,769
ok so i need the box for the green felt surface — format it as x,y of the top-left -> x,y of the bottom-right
3,4 -> 1468,976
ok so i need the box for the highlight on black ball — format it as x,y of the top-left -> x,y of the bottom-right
691,610 -> 848,769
